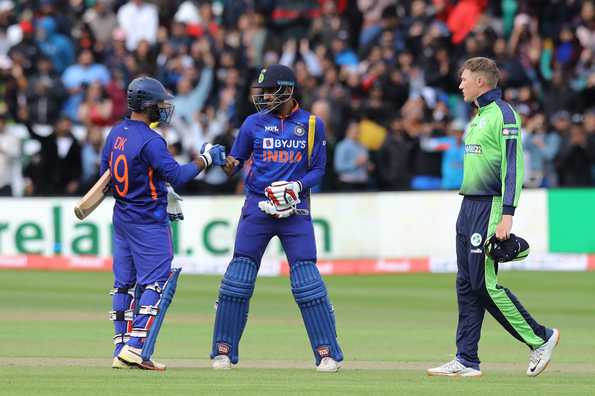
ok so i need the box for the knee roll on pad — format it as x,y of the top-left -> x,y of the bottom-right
219,257 -> 259,301
290,261 -> 327,304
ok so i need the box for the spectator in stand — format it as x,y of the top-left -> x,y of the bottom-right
7,19 -> 40,76
377,117 -> 413,191
440,120 -> 465,190
23,113 -> 82,196
25,55 -> 66,125
557,122 -> 593,186
35,16 -> 74,74
83,0 -> 118,52
334,120 -> 370,191
80,125 -> 104,191
117,0 -> 158,52
171,55 -> 214,125
0,111 -> 19,196
78,81 -> 113,127
62,49 -> 110,121
523,113 -> 561,187
584,108 -> 595,183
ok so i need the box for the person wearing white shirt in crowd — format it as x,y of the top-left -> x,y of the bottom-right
116,0 -> 158,51
0,112 -> 20,196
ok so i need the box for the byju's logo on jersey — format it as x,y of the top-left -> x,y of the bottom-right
261,138 -> 306,164
265,125 -> 279,133
465,144 -> 483,154
262,138 -> 306,150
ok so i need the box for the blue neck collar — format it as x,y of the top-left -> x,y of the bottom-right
476,88 -> 501,108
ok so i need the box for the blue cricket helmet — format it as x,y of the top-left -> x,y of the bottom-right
127,76 -> 175,124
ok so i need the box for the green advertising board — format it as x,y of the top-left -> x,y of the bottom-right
548,189 -> 595,253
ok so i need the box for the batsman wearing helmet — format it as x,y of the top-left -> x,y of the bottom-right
210,64 -> 344,372
101,76 -> 226,370
427,58 -> 559,378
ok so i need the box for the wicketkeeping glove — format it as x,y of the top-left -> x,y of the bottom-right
265,180 -> 302,207
166,184 -> 184,221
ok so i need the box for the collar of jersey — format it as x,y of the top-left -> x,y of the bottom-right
475,88 -> 502,108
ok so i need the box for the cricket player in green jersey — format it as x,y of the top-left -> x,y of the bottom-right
427,57 -> 559,378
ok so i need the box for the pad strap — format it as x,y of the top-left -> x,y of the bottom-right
109,309 -> 134,321
109,287 -> 135,297
113,333 -> 131,345
130,329 -> 148,338
138,305 -> 159,316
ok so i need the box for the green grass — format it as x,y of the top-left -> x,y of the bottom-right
1,270 -> 594,395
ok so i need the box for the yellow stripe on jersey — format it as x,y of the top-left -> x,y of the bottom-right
308,115 -> 316,168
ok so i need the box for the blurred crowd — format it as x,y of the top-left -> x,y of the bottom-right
0,0 -> 594,197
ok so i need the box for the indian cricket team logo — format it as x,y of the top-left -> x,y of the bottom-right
294,125 -> 306,136
258,69 -> 266,84
471,233 -> 483,247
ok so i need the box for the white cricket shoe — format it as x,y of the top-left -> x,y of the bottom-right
112,356 -> 134,369
117,345 -> 166,371
212,355 -> 232,370
527,328 -> 560,377
316,357 -> 342,372
427,359 -> 482,377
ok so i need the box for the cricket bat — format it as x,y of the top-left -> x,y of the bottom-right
74,170 -> 111,220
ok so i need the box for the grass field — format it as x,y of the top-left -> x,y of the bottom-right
1,270 -> 594,395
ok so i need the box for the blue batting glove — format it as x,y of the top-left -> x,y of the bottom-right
200,143 -> 226,167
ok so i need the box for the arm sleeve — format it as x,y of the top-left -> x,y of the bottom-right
500,116 -> 524,215
299,117 -> 327,190
301,50 -> 323,77
229,119 -> 254,171
188,67 -> 213,114
141,137 -> 200,189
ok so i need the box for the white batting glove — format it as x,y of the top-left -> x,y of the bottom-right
258,200 -> 295,218
166,184 -> 184,221
265,180 -> 302,207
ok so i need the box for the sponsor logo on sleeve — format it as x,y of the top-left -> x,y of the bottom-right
465,144 -> 483,154
502,128 -> 518,136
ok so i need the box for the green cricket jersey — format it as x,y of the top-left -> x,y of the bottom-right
460,88 -> 524,215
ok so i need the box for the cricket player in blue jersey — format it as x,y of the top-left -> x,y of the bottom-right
101,76 -> 226,370
209,64 -> 343,372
